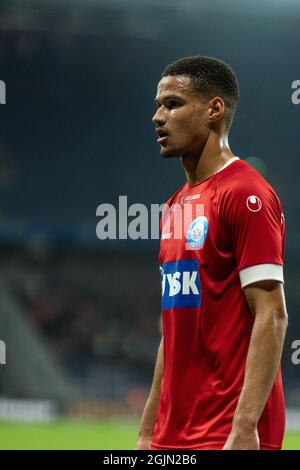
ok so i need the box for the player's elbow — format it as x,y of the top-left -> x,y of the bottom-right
280,308 -> 288,327
255,304 -> 288,332
270,306 -> 288,331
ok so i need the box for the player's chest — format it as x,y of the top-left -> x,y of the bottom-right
159,191 -> 216,263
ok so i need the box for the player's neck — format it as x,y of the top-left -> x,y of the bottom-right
181,132 -> 234,185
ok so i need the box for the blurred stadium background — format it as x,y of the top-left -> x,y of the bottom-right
0,0 -> 300,449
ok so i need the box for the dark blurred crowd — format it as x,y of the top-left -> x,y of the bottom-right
1,247 -> 161,399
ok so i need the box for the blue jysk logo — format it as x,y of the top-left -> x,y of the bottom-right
160,259 -> 201,310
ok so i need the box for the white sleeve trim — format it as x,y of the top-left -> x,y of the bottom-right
239,264 -> 284,288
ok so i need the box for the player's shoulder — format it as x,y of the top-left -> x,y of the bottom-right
217,158 -> 281,204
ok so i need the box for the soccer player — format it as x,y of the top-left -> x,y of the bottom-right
136,56 -> 288,450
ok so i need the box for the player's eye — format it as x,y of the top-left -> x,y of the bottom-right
166,101 -> 181,109
154,100 -> 182,110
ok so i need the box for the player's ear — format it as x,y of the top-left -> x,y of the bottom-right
208,97 -> 225,124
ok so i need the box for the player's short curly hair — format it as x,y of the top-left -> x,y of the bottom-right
161,56 -> 239,130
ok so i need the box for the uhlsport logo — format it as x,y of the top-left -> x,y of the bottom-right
160,259 -> 201,309
246,195 -> 262,212
186,216 -> 208,249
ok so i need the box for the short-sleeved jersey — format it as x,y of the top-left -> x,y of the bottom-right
151,157 -> 286,450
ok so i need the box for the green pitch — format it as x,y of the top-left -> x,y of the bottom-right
0,419 -> 299,450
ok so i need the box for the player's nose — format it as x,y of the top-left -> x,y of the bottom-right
152,108 -> 166,126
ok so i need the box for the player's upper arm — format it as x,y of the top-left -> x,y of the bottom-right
220,175 -> 285,289
243,280 -> 288,323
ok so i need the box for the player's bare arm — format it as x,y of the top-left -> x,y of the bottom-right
223,280 -> 288,450
135,335 -> 164,450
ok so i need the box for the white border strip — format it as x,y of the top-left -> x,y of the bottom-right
239,264 -> 284,288
216,156 -> 240,174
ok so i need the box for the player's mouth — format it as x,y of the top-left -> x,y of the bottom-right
156,128 -> 169,144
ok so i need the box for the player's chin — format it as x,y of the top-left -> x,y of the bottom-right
159,145 -> 181,159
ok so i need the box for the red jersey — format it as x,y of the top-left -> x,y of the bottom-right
151,157 -> 285,450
